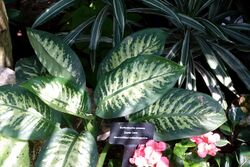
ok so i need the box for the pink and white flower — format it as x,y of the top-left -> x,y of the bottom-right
129,140 -> 170,167
190,132 -> 221,158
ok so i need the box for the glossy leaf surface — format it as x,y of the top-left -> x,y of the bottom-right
98,28 -> 168,76
129,88 -> 227,141
95,55 -> 184,118
0,85 -> 60,140
22,76 -> 90,118
36,129 -> 98,167
0,135 -> 30,167
27,28 -> 85,88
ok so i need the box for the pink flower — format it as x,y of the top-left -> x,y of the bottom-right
190,132 -> 221,158
156,157 -> 169,167
129,140 -> 169,167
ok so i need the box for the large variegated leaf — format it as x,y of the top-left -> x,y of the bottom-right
0,135 -> 29,167
27,28 -> 85,88
36,129 -> 98,167
129,88 -> 227,141
0,85 -> 61,140
22,76 -> 90,119
97,28 -> 168,77
15,56 -> 47,83
95,55 -> 184,118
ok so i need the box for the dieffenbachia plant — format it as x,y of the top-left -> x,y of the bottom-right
0,28 -> 226,166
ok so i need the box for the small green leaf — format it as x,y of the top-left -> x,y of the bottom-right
129,88 -> 227,141
27,28 -> 86,88
36,129 -> 98,167
22,76 -> 90,119
98,28 -> 168,76
174,140 -> 196,159
15,56 -> 47,84
215,139 -> 230,147
95,55 -> 184,118
32,0 -> 76,28
0,135 -> 30,167
0,85 -> 61,140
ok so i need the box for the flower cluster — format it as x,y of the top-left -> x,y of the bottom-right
129,140 -> 169,167
190,132 -> 221,158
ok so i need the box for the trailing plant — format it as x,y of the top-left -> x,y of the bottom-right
0,28 -> 227,166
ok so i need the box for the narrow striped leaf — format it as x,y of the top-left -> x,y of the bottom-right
179,30 -> 190,86
27,28 -> 85,88
89,5 -> 109,71
15,56 -> 47,84
210,43 -> 250,90
196,37 -> 236,94
75,35 -> 112,44
95,55 -> 184,118
36,129 -> 98,167
195,63 -> 227,109
178,14 -> 205,32
186,55 -> 196,91
113,17 -> 122,47
165,41 -> 181,60
98,28 -> 168,76
208,0 -> 220,19
64,16 -> 95,45
226,23 -> 250,31
0,85 -> 61,140
32,0 -> 76,28
196,0 -> 215,15
112,0 -> 125,37
22,76 -> 90,119
0,135 -> 29,167
222,27 -> 250,45
141,0 -> 182,26
129,88 -> 227,141
199,18 -> 231,42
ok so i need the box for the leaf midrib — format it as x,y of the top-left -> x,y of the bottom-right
98,72 -> 171,105
62,135 -> 79,167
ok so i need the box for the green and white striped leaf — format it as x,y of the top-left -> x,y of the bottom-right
113,17 -> 122,46
22,76 -> 90,119
0,85 -> 61,140
32,0 -> 76,28
0,135 -> 30,167
165,41 -> 181,60
196,37 -> 236,94
222,27 -> 250,45
178,14 -> 205,32
95,55 -> 184,118
210,43 -> 250,90
129,88 -> 227,141
141,0 -> 181,26
89,5 -> 109,71
15,56 -> 47,84
98,28 -> 168,77
36,129 -> 98,167
199,18 -> 231,42
27,28 -> 85,88
196,0 -> 215,15
226,23 -> 250,31
64,16 -> 95,45
195,62 -> 227,109
179,30 -> 190,86
112,0 -> 125,37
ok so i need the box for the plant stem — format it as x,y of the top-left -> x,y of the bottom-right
96,143 -> 110,167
